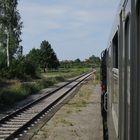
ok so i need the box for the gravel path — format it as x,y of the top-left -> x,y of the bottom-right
31,77 -> 103,140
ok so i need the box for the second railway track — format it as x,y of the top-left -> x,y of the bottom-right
0,72 -> 94,140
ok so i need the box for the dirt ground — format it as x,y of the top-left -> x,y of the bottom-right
31,76 -> 103,140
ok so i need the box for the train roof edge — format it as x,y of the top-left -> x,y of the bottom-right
107,0 -> 127,48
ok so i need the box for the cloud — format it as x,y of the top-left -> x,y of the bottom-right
18,0 -> 119,60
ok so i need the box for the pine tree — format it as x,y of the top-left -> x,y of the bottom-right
26,48 -> 41,68
39,40 -> 59,72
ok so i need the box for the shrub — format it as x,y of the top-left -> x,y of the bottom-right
0,58 -> 38,80
0,81 -> 30,106
55,76 -> 65,82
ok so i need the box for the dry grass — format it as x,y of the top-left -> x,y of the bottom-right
66,76 -> 95,112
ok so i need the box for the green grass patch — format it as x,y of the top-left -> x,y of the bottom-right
0,81 -> 29,107
67,78 -> 95,112
0,68 -> 91,108
42,67 -> 91,80
95,67 -> 100,81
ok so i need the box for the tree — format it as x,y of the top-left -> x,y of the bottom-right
39,40 -> 59,72
74,58 -> 81,63
26,41 -> 60,72
0,51 -> 6,69
26,48 -> 40,68
89,55 -> 100,64
49,52 -> 60,69
0,0 -> 23,67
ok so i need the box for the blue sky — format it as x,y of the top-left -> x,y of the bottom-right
18,0 -> 119,60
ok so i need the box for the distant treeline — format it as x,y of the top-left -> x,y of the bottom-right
60,55 -> 100,69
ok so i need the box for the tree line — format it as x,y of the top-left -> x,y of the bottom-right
0,0 -> 60,79
0,0 -> 100,80
60,55 -> 100,69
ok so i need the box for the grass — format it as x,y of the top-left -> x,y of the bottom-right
0,67 -> 92,108
66,110 -> 72,114
0,81 -> 29,107
51,118 -> 75,128
95,67 -> 100,81
42,68 -> 91,79
0,78 -> 57,107
31,72 -> 100,139
67,73 -> 99,112
59,119 -> 74,126
69,91 -> 90,109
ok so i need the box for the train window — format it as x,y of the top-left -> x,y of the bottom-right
113,32 -> 118,69
125,17 -> 130,140
111,31 -> 119,137
125,18 -> 130,104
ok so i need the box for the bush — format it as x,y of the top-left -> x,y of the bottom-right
0,57 -> 38,80
37,78 -> 54,88
16,59 -> 37,78
0,82 -> 30,106
23,82 -> 40,94
55,76 -> 65,82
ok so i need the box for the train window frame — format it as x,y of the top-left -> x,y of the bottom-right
125,16 -> 130,104
111,30 -> 119,137
124,15 -> 131,140
112,32 -> 119,69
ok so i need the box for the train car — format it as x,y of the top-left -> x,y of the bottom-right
101,0 -> 140,140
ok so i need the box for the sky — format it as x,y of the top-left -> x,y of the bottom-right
18,0 -> 120,61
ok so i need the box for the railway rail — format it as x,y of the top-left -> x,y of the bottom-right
0,72 -> 94,140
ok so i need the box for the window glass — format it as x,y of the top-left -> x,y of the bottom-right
125,17 -> 130,140
125,19 -> 130,105
112,32 -> 119,136
113,33 -> 118,68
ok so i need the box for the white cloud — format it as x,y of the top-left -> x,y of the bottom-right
18,0 -> 120,59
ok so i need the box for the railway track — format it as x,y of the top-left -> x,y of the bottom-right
0,72 -> 93,140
